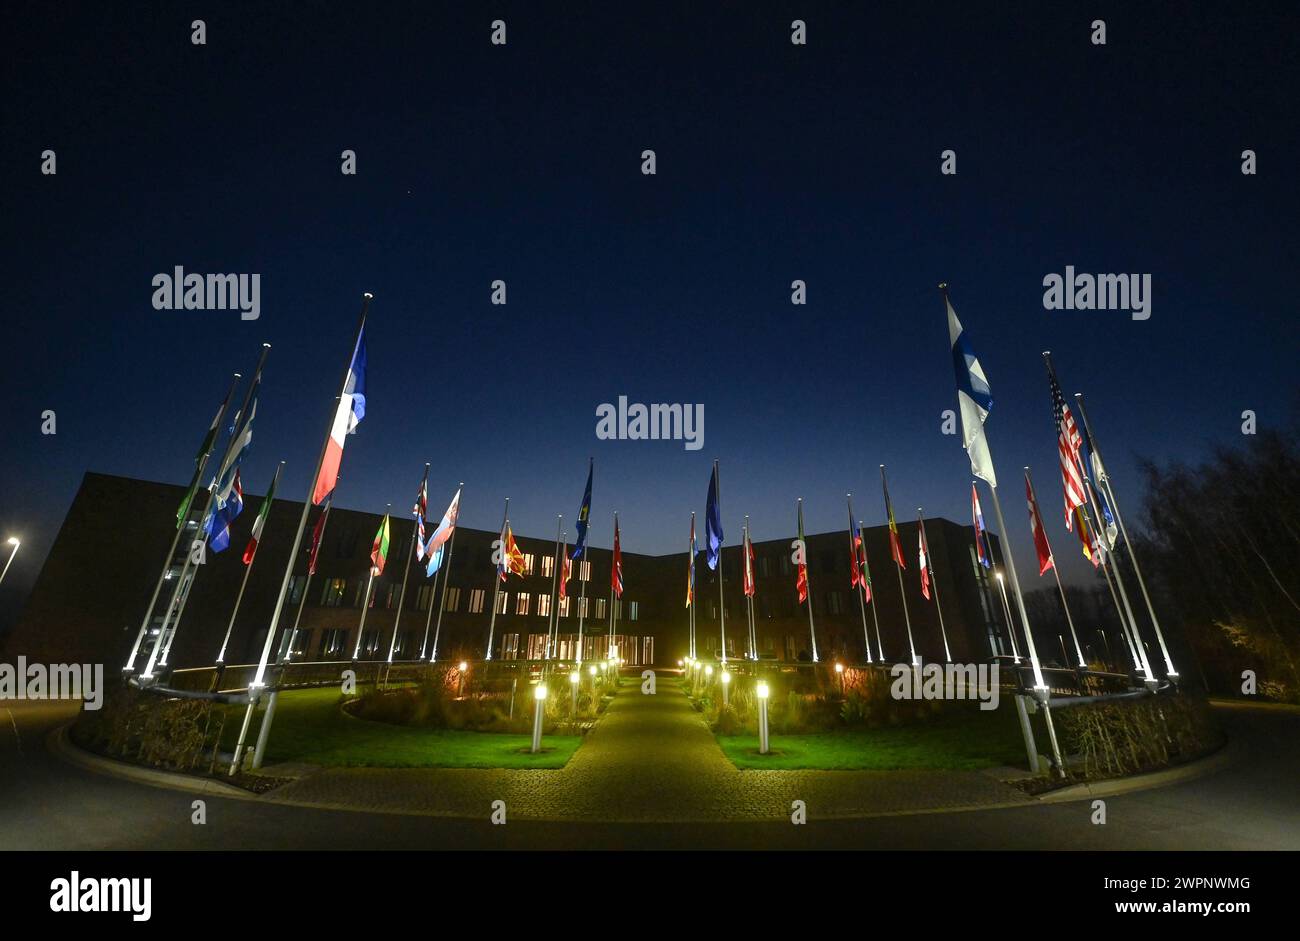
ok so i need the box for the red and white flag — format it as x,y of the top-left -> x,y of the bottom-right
313,327 -> 367,506
1025,471 -> 1055,575
918,524 -> 932,600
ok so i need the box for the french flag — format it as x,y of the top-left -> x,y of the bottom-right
313,328 -> 367,505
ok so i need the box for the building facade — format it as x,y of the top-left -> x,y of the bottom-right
3,473 -> 1015,671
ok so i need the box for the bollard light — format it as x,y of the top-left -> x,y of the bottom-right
705,665 -> 714,677
588,664 -> 597,676
569,670 -> 580,684
721,670 -> 731,684
756,681 -> 770,699
756,680 -> 771,754
835,662 -> 844,673
720,668 -> 731,705
458,661 -> 469,672
530,684 -> 548,753
569,670 -> 579,713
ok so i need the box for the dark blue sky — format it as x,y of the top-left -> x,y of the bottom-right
2,1 -> 1296,625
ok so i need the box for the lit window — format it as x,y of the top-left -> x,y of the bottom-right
444,586 -> 461,612
320,578 -> 346,607
558,596 -> 571,617
538,594 -> 551,617
595,598 -> 606,619
495,591 -> 509,614
515,592 -> 531,615
541,555 -> 554,577
579,560 -> 591,582
578,597 -> 589,618
629,601 -> 639,621
468,588 -> 485,614
523,553 -> 535,575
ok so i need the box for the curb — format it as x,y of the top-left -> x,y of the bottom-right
1034,740 -> 1237,803
47,724 -> 260,802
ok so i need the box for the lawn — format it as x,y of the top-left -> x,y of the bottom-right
716,704 -> 1030,771
220,687 -> 583,769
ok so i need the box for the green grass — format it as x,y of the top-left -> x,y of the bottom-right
220,688 -> 582,769
716,704 -> 1029,771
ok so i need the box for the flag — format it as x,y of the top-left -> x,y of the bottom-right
241,465 -> 281,564
1046,361 -> 1086,528
569,460 -> 593,561
307,496 -> 331,576
848,513 -> 866,589
423,487 -> 461,577
412,470 -> 429,560
856,520 -> 873,603
611,517 -> 624,597
313,327 -> 367,505
370,514 -> 391,575
971,483 -> 992,569
1073,505 -> 1100,567
499,523 -> 525,581
1025,471 -> 1055,575
918,522 -> 932,601
882,471 -> 906,569
686,516 -> 696,608
207,468 -> 243,553
559,539 -> 571,601
796,502 -> 809,603
1077,420 -> 1119,549
705,463 -> 723,570
947,293 -> 997,487
742,527 -> 756,597
177,388 -> 232,528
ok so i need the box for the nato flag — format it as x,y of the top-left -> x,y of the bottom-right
705,463 -> 723,570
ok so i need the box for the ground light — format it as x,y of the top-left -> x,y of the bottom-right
531,684 -> 547,753
835,660 -> 844,694
569,669 -> 579,712
756,680 -> 770,754
720,668 -> 730,706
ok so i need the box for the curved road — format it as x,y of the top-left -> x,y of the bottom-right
1,697 -> 1296,850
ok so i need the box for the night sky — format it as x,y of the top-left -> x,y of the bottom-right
2,2 -> 1296,631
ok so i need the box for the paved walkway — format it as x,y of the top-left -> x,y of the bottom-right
263,677 -> 1032,822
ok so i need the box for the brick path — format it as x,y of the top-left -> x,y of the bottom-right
264,677 -> 1032,822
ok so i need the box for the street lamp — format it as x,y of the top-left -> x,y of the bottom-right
531,684 -> 548,753
756,680 -> 770,754
457,661 -> 469,698
0,537 -> 19,587
835,660 -> 845,695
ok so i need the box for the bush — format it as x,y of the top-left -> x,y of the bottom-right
1057,692 -> 1222,778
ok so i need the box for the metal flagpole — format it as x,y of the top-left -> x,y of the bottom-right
215,461 -> 284,663
994,569 -> 1021,661
880,466 -> 917,666
284,573 -> 314,662
608,513 -> 617,650
797,498 -> 819,662
387,464 -> 429,664
715,461 -> 727,664
576,549 -> 588,666
230,296 -> 370,775
149,343 -> 272,675
744,517 -> 756,660
986,483 -> 1048,691
688,511 -> 696,659
545,516 -> 562,660
1025,466 -> 1086,668
485,498 -> 509,661
917,509 -> 953,662
860,520 -> 884,661
126,372 -> 241,673
351,569 -> 377,660
1083,475 -> 1153,683
847,497 -> 872,662
1074,393 -> 1177,679
424,482 -> 463,661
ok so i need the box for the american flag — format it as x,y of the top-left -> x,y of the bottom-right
1048,364 -> 1086,528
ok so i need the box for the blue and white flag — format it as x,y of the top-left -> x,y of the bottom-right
947,294 -> 997,487
423,487 -> 461,577
705,463 -> 723,569
207,468 -> 243,553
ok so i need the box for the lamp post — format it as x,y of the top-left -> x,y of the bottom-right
531,684 -> 547,753
720,668 -> 730,706
457,661 -> 468,698
835,660 -> 845,696
756,680 -> 770,755
0,538 -> 19,587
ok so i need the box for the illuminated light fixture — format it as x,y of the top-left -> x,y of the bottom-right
705,665 -> 714,677
569,671 -> 580,684
458,661 -> 469,672
756,681 -> 770,700
588,665 -> 597,676
534,684 -> 548,701
835,662 -> 844,673
720,670 -> 731,684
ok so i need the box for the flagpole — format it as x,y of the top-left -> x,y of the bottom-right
155,343 -> 272,671
576,548 -> 588,666
917,508 -> 953,661
748,514 -> 759,662
880,466 -> 917,666
714,460 -> 727,665
125,372 -> 241,673
1025,466 -> 1086,668
351,569 -> 376,660
1082,472 -> 1154,682
284,572 -> 315,663
215,461 -> 284,664
144,344 -> 272,679
229,296 -> 370,775
545,515 -> 562,660
485,498 -> 509,661
1074,393 -> 1178,680
797,497 -> 819,663
688,511 -> 696,659
847,496 -> 872,663
859,519 -> 884,661
424,482 -> 463,662
994,568 -> 1021,661
608,512 -> 617,649
386,464 -> 429,664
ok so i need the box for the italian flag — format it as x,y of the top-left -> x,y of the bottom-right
242,464 -> 282,565
370,514 -> 391,575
